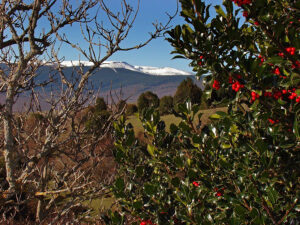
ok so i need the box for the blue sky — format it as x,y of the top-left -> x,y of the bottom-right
61,0 -> 218,73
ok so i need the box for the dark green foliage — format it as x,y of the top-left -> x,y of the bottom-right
137,91 -> 159,112
173,77 -> 202,105
126,103 -> 138,116
85,98 -> 110,134
159,96 -> 174,115
85,110 -> 110,133
95,97 -> 107,112
109,0 -> 300,224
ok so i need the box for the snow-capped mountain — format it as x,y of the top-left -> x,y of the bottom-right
59,61 -> 95,67
2,60 -> 203,111
59,60 -> 193,76
133,65 -> 192,76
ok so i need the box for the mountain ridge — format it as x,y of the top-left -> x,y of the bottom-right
58,61 -> 193,76
0,61 -> 203,111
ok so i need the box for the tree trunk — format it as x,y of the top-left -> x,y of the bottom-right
36,163 -> 48,222
3,85 -> 16,194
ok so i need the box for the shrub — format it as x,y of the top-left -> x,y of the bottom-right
109,0 -> 300,224
85,110 -> 110,134
85,97 -> 110,134
126,103 -> 138,116
95,97 -> 107,112
173,77 -> 202,105
159,96 -> 174,115
137,91 -> 159,113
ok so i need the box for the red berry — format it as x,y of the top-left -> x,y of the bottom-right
292,61 -> 300,69
264,91 -> 272,97
235,74 -> 242,79
213,80 -> 221,90
278,52 -> 284,58
140,220 -> 154,225
274,67 -> 280,75
273,91 -> 282,100
231,0 -> 251,7
258,55 -> 264,61
215,192 -> 223,197
268,119 -> 275,124
193,181 -> 200,187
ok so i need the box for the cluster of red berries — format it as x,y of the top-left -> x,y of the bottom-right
274,67 -> 280,75
140,220 -> 155,225
231,0 -> 251,6
213,75 -> 245,92
212,80 -> 221,90
278,47 -> 299,69
272,90 -> 283,100
251,91 -> 260,102
263,88 -> 300,102
289,92 -> 300,102
285,47 -> 296,55
273,67 -> 286,78
278,47 -> 296,58
258,49 -> 298,78
232,81 -> 244,92
268,118 -> 279,125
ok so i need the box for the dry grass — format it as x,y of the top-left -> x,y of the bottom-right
126,107 -> 227,135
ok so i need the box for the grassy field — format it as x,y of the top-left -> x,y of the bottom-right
126,107 -> 227,135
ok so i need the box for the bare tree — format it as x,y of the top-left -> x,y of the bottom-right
0,0 -> 174,222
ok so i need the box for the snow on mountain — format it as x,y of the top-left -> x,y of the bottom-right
101,61 -> 193,76
134,65 -> 193,76
100,61 -> 138,71
60,61 -> 94,67
59,60 -> 193,76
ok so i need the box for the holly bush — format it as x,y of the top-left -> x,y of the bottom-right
108,0 -> 300,224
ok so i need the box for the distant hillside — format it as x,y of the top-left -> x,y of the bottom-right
1,61 -> 204,110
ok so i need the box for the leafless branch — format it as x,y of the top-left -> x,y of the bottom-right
0,0 -> 175,222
